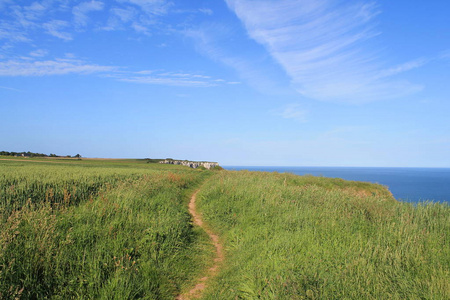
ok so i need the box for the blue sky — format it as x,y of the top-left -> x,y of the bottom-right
1,0 -> 449,167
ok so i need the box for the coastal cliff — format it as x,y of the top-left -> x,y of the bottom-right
159,159 -> 219,169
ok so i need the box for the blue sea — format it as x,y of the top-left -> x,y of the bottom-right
223,166 -> 450,204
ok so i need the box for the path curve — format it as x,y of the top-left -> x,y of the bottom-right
176,190 -> 224,300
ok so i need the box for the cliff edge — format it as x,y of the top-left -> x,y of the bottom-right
159,159 -> 219,170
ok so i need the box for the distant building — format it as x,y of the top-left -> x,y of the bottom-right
14,153 -> 31,157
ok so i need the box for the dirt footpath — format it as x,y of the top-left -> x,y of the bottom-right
176,190 -> 224,300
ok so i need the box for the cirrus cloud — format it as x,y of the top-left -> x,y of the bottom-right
73,1 -> 105,28
0,58 -> 116,76
0,57 -> 238,88
225,0 -> 425,103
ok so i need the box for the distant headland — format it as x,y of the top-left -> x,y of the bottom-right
159,159 -> 220,170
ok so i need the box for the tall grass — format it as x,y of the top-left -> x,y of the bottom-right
198,171 -> 449,299
2,159 -> 448,299
0,160 -> 213,299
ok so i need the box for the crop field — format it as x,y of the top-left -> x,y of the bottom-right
197,171 -> 449,299
0,158 -> 213,299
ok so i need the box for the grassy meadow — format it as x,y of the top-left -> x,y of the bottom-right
0,158 -> 214,299
1,157 -> 448,299
197,171 -> 449,299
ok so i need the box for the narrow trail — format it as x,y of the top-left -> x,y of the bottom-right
176,190 -> 224,300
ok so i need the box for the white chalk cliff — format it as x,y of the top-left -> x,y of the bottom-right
159,160 -> 219,169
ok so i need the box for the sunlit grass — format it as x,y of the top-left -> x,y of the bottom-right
198,171 -> 449,299
0,160 -> 213,299
1,160 -> 448,299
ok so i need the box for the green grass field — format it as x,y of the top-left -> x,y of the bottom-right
197,171 -> 449,299
0,158 -> 214,299
1,158 -> 448,299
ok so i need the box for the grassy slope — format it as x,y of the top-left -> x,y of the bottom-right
0,159 -> 214,299
198,171 -> 449,299
1,159 -> 448,299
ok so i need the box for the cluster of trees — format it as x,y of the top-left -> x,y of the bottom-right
0,151 -> 82,159
0,151 -> 47,157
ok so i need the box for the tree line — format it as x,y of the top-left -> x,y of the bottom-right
0,151 -> 81,158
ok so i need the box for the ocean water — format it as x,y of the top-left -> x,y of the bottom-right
223,166 -> 450,204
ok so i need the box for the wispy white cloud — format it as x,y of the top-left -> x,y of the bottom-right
8,5 -> 35,28
43,20 -> 72,40
103,6 -> 137,30
73,1 -> 105,28
121,76 -> 215,87
29,49 -> 48,57
102,1 -> 173,33
0,0 -> 174,46
22,1 -> 48,21
199,8 -> 213,15
274,103 -> 307,122
0,1 -> 238,88
0,0 -> 65,47
131,22 -> 152,34
0,58 -> 116,76
64,52 -> 77,59
134,70 -> 154,75
376,58 -> 428,79
225,0 -> 424,103
185,24 -> 290,95
119,71 -> 235,87
112,7 -> 137,23
0,85 -> 21,92
0,17 -> 31,44
118,0 -> 173,16
0,55 -> 232,88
